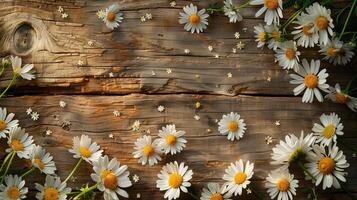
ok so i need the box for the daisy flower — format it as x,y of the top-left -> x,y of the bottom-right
250,0 -> 283,25
265,168 -> 298,200
178,3 -> 209,34
200,182 -> 232,200
325,83 -> 357,112
305,145 -> 349,189
254,24 -> 266,48
29,145 -> 57,175
218,112 -> 247,141
292,14 -> 319,48
0,107 -> 19,138
6,127 -> 34,159
223,0 -> 243,23
265,24 -> 281,50
157,124 -> 187,155
156,161 -> 193,200
98,4 -> 124,30
133,135 -> 162,166
91,155 -> 132,200
35,175 -> 71,200
68,134 -> 103,163
222,159 -> 254,196
9,56 -> 35,80
0,175 -> 28,200
312,113 -> 343,147
319,38 -> 355,66
271,131 -> 315,168
289,59 -> 329,103
305,2 -> 334,45
275,40 -> 301,71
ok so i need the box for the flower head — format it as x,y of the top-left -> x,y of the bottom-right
157,124 -> 187,155
0,175 -> 28,200
68,134 -> 103,163
250,0 -> 283,25
265,168 -> 298,200
10,56 -> 35,80
223,0 -> 243,23
325,83 -> 357,112
200,182 -> 232,200
6,127 -> 34,159
179,3 -> 209,33
0,107 -> 19,138
275,40 -> 300,71
312,113 -> 343,146
254,24 -> 267,48
133,135 -> 162,166
265,24 -> 281,50
98,4 -> 124,30
292,14 -> 319,47
35,175 -> 71,200
218,112 -> 247,141
319,38 -> 355,66
29,145 -> 57,175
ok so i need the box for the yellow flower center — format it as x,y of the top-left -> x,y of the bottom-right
323,124 -> 336,139
11,139 -> 24,151
285,48 -> 296,60
0,120 -> 6,131
100,169 -> 112,179
189,14 -> 200,24
103,172 -> 118,190
107,11 -> 116,22
316,16 -> 328,30
318,157 -> 335,175
304,74 -> 318,88
228,121 -> 239,132
276,178 -> 290,191
168,173 -> 183,188
335,92 -> 350,104
143,145 -> 154,156
259,32 -> 266,42
7,186 -> 20,199
210,193 -> 223,200
34,158 -> 45,170
303,25 -> 313,36
271,30 -> 280,39
44,187 -> 59,200
265,0 -> 279,9
166,134 -> 177,145
79,146 -> 92,158
234,172 -> 247,185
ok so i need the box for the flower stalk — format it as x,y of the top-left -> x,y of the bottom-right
0,151 -> 16,184
64,157 -> 83,183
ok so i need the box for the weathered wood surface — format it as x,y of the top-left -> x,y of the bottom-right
0,0 -> 356,199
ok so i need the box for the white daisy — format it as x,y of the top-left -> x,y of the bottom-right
179,3 -> 209,34
91,155 -> 132,200
312,113 -> 343,147
0,107 -> 19,138
305,2 -> 334,45
222,159 -> 254,196
265,168 -> 298,200
200,182 -> 232,200
319,38 -> 355,66
271,131 -> 315,168
325,83 -> 357,112
156,161 -> 193,200
292,14 -> 319,48
223,0 -> 243,23
68,134 -> 103,163
218,112 -> 247,141
0,175 -> 28,200
9,56 -> 35,80
29,145 -> 57,175
275,40 -> 301,71
35,175 -> 71,200
305,145 -> 349,189
250,0 -> 283,25
289,59 -> 329,103
254,24 -> 266,48
99,4 -> 124,30
133,135 -> 162,166
265,24 -> 281,50
157,124 -> 187,155
6,127 -> 34,159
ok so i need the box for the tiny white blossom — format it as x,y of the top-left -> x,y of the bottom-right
170,1 -> 176,7
184,49 -> 190,54
77,60 -> 84,66
132,120 -> 141,131
113,110 -> 120,117
87,40 -> 94,46
151,70 -> 156,76
275,120 -> 280,126
265,135 -> 273,144
61,13 -> 69,19
59,100 -> 66,108
208,45 -> 213,52
232,48 -> 237,53
145,13 -> 152,20
247,188 -> 252,194
58,6 -> 64,13
267,76 -> 272,82
132,174 -> 140,183
26,108 -> 32,115
31,112 -> 39,121
214,54 -> 219,59
108,133 -> 114,138
109,72 -> 114,77
45,129 -> 52,136
136,193 -> 141,198
157,105 -> 165,112
140,16 -> 146,22
227,72 -> 232,78
234,32 -> 240,39
194,114 -> 200,121
237,41 -> 245,50
166,68 -> 172,74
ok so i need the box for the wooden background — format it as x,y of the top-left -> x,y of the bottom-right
0,0 -> 356,199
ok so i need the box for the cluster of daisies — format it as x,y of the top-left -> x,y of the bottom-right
0,107 -> 132,200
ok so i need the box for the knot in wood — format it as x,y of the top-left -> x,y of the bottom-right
13,23 -> 36,54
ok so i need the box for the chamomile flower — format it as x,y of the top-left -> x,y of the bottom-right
254,24 -> 266,48
325,83 -> 357,112
35,175 -> 71,200
9,56 -> 35,80
223,0 -> 243,23
157,124 -> 187,155
68,134 -> 103,163
218,112 -> 246,141
250,0 -> 283,25
0,107 -> 19,138
156,161 -> 193,200
265,24 -> 281,50
319,38 -> 355,66
29,145 -> 57,175
200,182 -> 232,200
133,135 -> 162,166
305,145 -> 349,189
289,59 -> 329,103
312,113 -> 343,147
179,3 -> 209,34
222,159 -> 254,196
6,127 -> 34,159
0,175 -> 28,200
275,40 -> 301,71
271,131 -> 315,168
99,4 -> 124,30
91,155 -> 132,200
305,2 -> 334,45
265,168 -> 298,200
292,14 -> 319,48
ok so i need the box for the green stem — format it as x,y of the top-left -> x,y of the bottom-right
298,161 -> 316,181
65,191 -> 81,195
21,167 -> 35,178
339,0 -> 357,40
73,183 -> 98,200
64,157 -> 83,183
311,187 -> 318,200
238,0 -> 252,9
0,151 -> 16,184
0,153 -> 13,173
0,75 -> 17,98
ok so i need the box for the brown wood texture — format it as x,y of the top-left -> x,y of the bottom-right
0,0 -> 356,200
